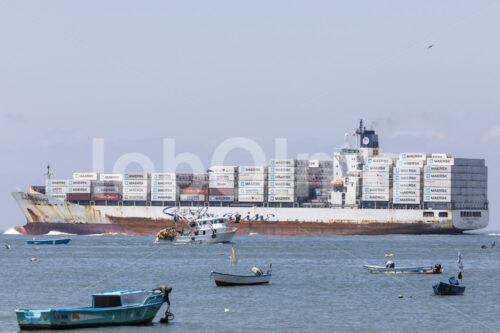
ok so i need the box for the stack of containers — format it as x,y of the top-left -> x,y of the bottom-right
294,160 -> 309,202
424,156 -> 487,209
122,173 -> 148,201
393,153 -> 426,205
179,174 -> 208,202
45,179 -> 69,201
237,166 -> 265,203
151,173 -> 176,202
307,160 -> 333,202
69,172 -> 97,201
268,159 -> 295,203
361,157 -> 393,202
94,174 -> 122,201
208,166 -> 235,202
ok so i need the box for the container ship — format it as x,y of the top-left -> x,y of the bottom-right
11,121 -> 489,235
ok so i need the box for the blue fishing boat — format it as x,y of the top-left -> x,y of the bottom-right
27,238 -> 71,245
432,281 -> 466,295
16,287 -> 172,330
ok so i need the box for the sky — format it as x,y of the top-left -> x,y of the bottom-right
0,0 -> 499,230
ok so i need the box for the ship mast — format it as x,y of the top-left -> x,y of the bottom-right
43,164 -> 53,180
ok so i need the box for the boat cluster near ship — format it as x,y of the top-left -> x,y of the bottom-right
11,121 -> 489,235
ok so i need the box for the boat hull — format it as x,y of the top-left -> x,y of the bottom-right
26,238 -> 71,245
432,282 -> 466,295
211,271 -> 272,286
172,229 -> 236,244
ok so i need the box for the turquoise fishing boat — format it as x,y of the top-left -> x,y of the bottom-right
16,288 -> 171,330
27,238 -> 71,245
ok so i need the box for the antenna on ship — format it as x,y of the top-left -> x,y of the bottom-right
43,164 -> 53,180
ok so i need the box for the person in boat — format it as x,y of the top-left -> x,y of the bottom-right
385,261 -> 395,268
492,241 -> 496,248
448,276 -> 459,285
152,286 -> 172,305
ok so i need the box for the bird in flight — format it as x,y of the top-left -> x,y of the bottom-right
427,44 -> 434,49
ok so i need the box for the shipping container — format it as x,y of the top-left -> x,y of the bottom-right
123,194 -> 148,201
362,194 -> 390,201
67,187 -> 91,193
268,167 -> 295,174
238,194 -> 264,202
318,160 -> 333,168
268,181 -> 294,188
67,193 -> 91,201
180,194 -> 205,201
239,180 -> 265,188
268,188 -> 294,195
73,172 -> 98,180
424,180 -> 487,188
364,165 -> 391,172
362,179 -> 390,187
309,160 -> 319,168
393,197 -> 420,204
393,174 -> 420,182
426,158 -> 454,165
208,181 -> 234,188
94,181 -> 120,187
396,160 -> 424,168
238,173 -> 265,181
182,187 -> 207,195
46,179 -> 69,187
151,187 -> 176,194
209,188 -> 234,196
151,180 -> 176,187
209,174 -> 235,181
238,188 -> 264,195
454,158 -> 485,167
208,166 -> 235,174
394,167 -> 421,174
238,166 -> 265,173
99,174 -> 123,181
424,173 -> 451,180
268,195 -> 294,202
424,194 -> 451,202
269,159 -> 294,167
47,193 -> 67,200
151,173 -> 176,181
424,165 -> 487,174
94,193 -> 119,201
366,157 -> 393,164
209,195 -> 235,202
269,174 -> 294,181
123,173 -> 148,180
94,186 -> 119,193
68,180 -> 91,186
363,187 -> 389,194
123,186 -> 148,194
393,189 -> 420,197
45,186 -> 67,193
123,180 -> 147,187
399,153 -> 427,160
425,187 -> 450,195
431,153 -> 449,159
393,182 -> 420,189
151,194 -> 176,201
362,171 -> 390,179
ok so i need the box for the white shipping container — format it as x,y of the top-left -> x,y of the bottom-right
268,166 -> 295,174
393,197 -> 420,204
151,187 -> 176,194
238,173 -> 265,181
268,195 -> 294,202
427,158 -> 454,165
394,167 -> 421,175
424,194 -> 451,202
425,187 -> 450,195
151,173 -> 176,180
208,166 -> 235,174
94,186 -> 119,193
399,153 -> 427,160
364,165 -> 391,172
393,189 -> 420,197
239,180 -> 265,188
309,160 -> 319,168
425,173 -> 450,180
67,187 -> 91,193
239,188 -> 265,195
46,179 -> 69,187
209,174 -> 235,181
238,166 -> 265,173
397,160 -> 424,168
393,174 -> 420,182
123,186 -> 148,194
47,193 -> 67,200
68,180 -> 91,186
362,194 -> 390,201
393,182 -> 420,189
99,174 -> 123,181
269,159 -> 294,167
123,173 -> 148,180
123,194 -> 148,201
268,181 -> 294,188
363,187 -> 389,194
269,174 -> 294,181
269,188 -> 294,195
151,180 -> 176,187
123,180 -> 147,187
362,179 -> 390,187
362,171 -> 390,179
73,172 -> 98,180
151,194 -> 176,201
46,186 -> 67,193
431,153 -> 449,158
209,181 -> 234,188
209,195 -> 234,202
180,194 -> 205,201
366,157 -> 393,164
238,194 -> 264,202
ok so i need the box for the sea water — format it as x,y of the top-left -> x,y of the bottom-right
0,233 -> 498,332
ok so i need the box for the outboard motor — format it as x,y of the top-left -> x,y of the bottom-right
433,264 -> 442,274
252,267 -> 263,276
385,261 -> 395,268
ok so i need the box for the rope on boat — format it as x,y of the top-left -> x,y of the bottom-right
160,305 -> 175,323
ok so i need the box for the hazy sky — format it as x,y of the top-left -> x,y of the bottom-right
1,0 -> 499,230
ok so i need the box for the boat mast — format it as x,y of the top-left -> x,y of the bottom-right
43,164 -> 53,180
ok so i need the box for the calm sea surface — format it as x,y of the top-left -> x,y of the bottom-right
0,233 -> 499,332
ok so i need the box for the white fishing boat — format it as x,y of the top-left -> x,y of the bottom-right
155,217 -> 237,244
363,264 -> 443,274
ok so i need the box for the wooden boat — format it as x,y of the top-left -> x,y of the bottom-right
27,238 -> 71,245
363,264 -> 443,274
432,281 -> 466,295
16,288 -> 168,330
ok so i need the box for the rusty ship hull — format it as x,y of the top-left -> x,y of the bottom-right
10,192 -> 488,236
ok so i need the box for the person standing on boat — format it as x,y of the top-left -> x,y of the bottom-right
385,261 -> 395,268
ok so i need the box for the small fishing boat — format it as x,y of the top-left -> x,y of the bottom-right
433,253 -> 466,295
27,238 -> 71,245
16,287 -> 172,330
156,217 -> 237,244
363,264 -> 443,274
211,246 -> 272,286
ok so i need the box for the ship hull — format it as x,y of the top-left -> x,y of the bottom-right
10,192 -> 488,236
